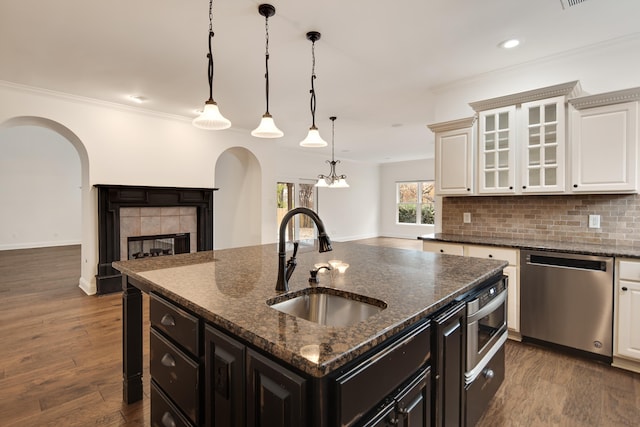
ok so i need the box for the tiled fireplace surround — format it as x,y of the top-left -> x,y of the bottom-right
119,207 -> 198,261
441,193 -> 640,247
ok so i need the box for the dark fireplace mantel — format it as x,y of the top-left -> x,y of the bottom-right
95,185 -> 217,294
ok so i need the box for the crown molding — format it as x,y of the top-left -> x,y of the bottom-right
427,116 -> 476,133
469,81 -> 582,112
569,87 -> 640,110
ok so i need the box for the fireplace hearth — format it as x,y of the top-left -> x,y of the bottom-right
95,185 -> 217,294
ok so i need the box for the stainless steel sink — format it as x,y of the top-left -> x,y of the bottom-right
267,287 -> 387,327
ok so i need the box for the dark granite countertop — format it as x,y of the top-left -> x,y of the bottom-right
419,233 -> 640,258
113,242 -> 506,378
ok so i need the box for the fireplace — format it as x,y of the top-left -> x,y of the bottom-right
95,185 -> 217,294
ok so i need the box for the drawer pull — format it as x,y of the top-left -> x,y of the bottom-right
161,412 -> 177,427
161,353 -> 176,368
160,314 -> 176,327
622,286 -> 628,291
488,254 -> 493,258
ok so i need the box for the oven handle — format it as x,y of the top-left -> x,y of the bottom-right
467,288 -> 507,323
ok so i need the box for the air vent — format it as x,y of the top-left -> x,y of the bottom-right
560,0 -> 588,9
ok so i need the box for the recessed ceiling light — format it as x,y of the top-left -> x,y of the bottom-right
128,95 -> 147,103
498,39 -> 520,49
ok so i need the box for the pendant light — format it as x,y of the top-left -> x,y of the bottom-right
251,4 -> 283,138
193,0 -> 231,130
300,31 -> 328,147
315,116 -> 349,188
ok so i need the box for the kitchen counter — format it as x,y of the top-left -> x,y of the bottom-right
419,233 -> 640,258
113,241 -> 506,380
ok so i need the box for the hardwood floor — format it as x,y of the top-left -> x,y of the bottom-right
1,240 -> 638,426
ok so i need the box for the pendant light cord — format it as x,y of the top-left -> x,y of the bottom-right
264,12 -> 271,114
309,40 -> 317,128
207,0 -> 215,102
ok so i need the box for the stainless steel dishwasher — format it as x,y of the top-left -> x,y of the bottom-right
520,250 -> 613,358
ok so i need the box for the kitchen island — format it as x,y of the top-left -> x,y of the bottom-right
113,241 -> 507,426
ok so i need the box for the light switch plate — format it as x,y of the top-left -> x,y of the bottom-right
588,214 -> 600,229
463,212 -> 471,223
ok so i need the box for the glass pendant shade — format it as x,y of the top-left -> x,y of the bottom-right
315,177 -> 329,187
332,178 -> 350,188
251,113 -> 283,138
193,101 -> 231,130
300,127 -> 328,147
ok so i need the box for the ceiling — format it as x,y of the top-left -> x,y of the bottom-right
1,0 -> 639,163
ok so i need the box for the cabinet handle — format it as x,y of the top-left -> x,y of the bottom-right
467,188 -> 471,192
161,412 -> 177,427
573,184 -> 578,188
488,254 -> 493,258
161,353 -> 176,368
509,186 -> 513,190
439,249 -> 444,253
522,186 -> 527,189
622,286 -> 628,291
160,314 -> 176,327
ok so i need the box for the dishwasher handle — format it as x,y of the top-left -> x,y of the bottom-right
526,254 -> 608,272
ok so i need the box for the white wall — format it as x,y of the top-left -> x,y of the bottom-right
0,82 -> 381,294
431,36 -> 640,122
379,159 -> 435,239
0,125 -> 81,249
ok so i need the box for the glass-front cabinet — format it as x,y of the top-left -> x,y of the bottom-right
521,96 -> 565,193
478,106 -> 516,194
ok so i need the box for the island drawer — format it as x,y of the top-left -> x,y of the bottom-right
151,380 -> 195,427
335,320 -> 431,426
150,328 -> 200,425
150,293 -> 199,356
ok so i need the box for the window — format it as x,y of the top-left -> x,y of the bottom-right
397,181 -> 435,225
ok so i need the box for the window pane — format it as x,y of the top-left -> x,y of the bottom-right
398,183 -> 418,203
421,182 -> 435,204
421,204 -> 435,225
398,203 -> 417,224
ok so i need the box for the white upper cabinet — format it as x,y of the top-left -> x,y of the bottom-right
478,106 -> 516,194
520,96 -> 566,193
569,88 -> 640,194
470,81 -> 580,195
428,117 -> 476,196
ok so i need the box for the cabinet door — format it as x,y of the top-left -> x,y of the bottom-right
435,125 -> 475,195
571,101 -> 638,193
521,96 -> 566,193
432,302 -> 465,427
246,349 -> 307,427
204,325 -> 245,427
504,265 -> 519,333
478,106 -> 516,194
617,280 -> 640,360
396,369 -> 431,427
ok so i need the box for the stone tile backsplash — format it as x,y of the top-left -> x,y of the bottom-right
441,194 -> 640,247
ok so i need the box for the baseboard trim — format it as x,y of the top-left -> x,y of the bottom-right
79,276 -> 96,295
612,356 -> 640,374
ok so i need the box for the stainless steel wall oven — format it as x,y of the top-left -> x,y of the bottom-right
464,275 -> 508,426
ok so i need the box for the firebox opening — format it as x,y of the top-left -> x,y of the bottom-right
127,233 -> 190,260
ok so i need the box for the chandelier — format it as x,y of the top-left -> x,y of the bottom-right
315,116 -> 349,188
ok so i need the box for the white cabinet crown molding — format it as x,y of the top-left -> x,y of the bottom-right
427,116 -> 476,133
469,80 -> 582,112
569,87 -> 640,110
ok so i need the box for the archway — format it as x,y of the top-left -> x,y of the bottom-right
0,116 -> 94,294
214,147 -> 262,249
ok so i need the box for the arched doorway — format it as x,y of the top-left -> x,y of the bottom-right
0,116 -> 93,293
214,147 -> 262,249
